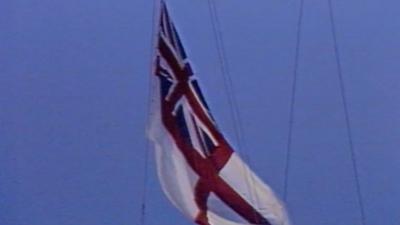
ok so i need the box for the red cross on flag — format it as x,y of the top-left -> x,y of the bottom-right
148,1 -> 291,225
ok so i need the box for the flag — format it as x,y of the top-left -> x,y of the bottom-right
148,2 -> 290,225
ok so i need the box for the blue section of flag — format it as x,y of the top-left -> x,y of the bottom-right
191,80 -> 210,111
175,106 -> 192,148
159,75 -> 173,99
200,129 -> 215,155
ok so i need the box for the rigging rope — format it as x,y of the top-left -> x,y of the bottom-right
206,0 -> 248,158
283,0 -> 305,202
327,1 -> 367,225
140,0 -> 160,224
206,0 -> 262,221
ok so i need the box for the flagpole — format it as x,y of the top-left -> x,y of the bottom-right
140,0 -> 162,224
147,0 -> 162,106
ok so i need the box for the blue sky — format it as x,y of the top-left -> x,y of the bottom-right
1,0 -> 399,225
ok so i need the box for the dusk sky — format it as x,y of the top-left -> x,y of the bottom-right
1,0 -> 399,225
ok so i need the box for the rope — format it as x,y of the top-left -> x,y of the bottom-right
206,0 -> 264,222
327,1 -> 367,225
140,0 -> 160,224
206,0 -> 247,157
283,0 -> 305,202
